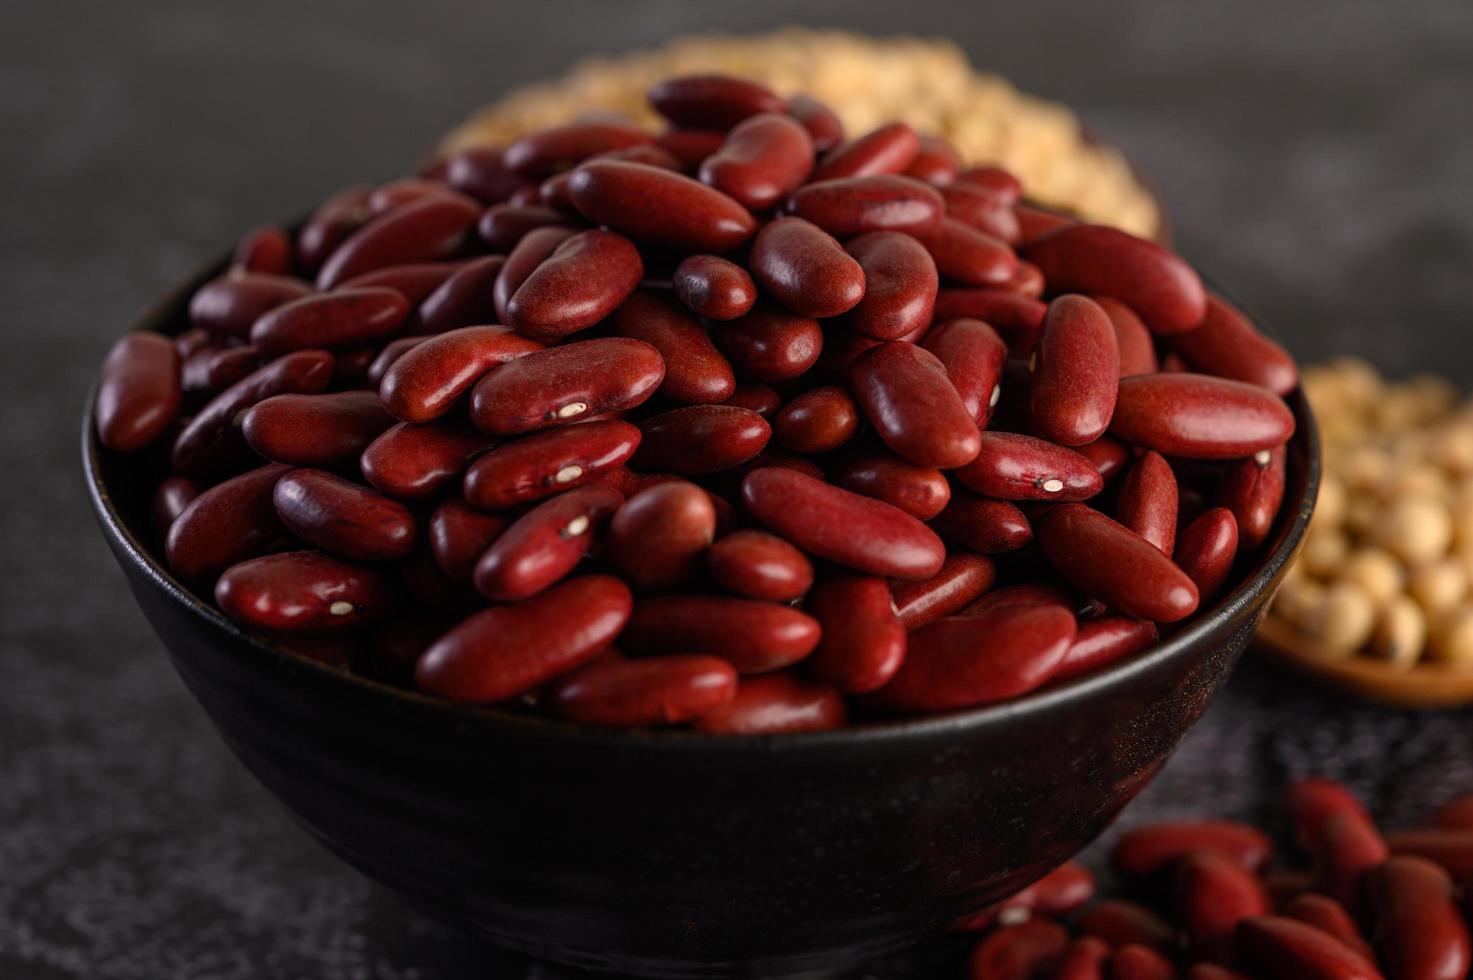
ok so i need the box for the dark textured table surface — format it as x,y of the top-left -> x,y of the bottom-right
5,1 -> 1473,976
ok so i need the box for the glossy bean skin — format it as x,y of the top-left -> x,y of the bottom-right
1037,504 -> 1200,622
550,655 -> 737,727
469,338 -> 665,435
1112,374 -> 1295,459
473,485 -> 623,601
813,122 -> 919,181
706,529 -> 813,601
507,229 -> 644,340
189,273 -> 312,338
654,128 -> 727,170
743,467 -> 945,579
316,192 -> 482,290
891,553 -> 996,629
249,288 -> 408,356
477,203 -> 569,253
958,431 -> 1103,502
494,225 -> 578,323
242,391 -> 395,468
1024,223 -> 1207,334
1096,294 -> 1160,376
941,181 -> 1022,244
1175,507 -> 1239,598
502,120 -> 652,178
463,419 -> 641,510
714,307 -> 823,382
414,254 -> 506,335
445,145 -> 527,204
360,420 -> 496,500
380,326 -> 542,422
830,448 -> 951,520
1283,894 -> 1374,961
879,604 -> 1075,712
190,345 -> 260,395
698,112 -> 814,210
1386,830 -> 1473,879
842,231 -> 939,341
172,350 -> 335,476
1216,444 -> 1286,549
749,217 -> 866,318
567,160 -> 757,253
958,166 -> 1023,205
1077,435 -> 1132,484
215,549 -> 398,632
612,291 -> 736,404
692,672 -> 847,734
416,575 -> 632,703
849,341 -> 980,468
785,94 -> 845,153
1117,451 -> 1179,554
933,289 -> 1048,352
151,476 -> 200,537
773,386 -> 859,454
649,74 -> 786,129
672,254 -> 757,320
368,178 -> 451,216
1031,294 -> 1120,445
1002,260 -> 1045,298
428,500 -> 508,583
632,405 -> 771,475
1052,616 -> 1160,683
296,185 -> 374,271
967,918 -> 1070,980
1170,293 -> 1298,396
916,318 -> 1008,426
341,260 -> 467,307
606,482 -> 718,591
722,383 -> 783,418
931,491 -> 1033,554
96,333 -> 182,452
788,175 -> 945,237
272,468 -> 417,561
1286,778 -> 1389,906
1176,849 -> 1271,961
621,596 -> 821,674
808,574 -> 906,694
165,463 -> 292,582
914,217 -> 1019,287
1235,916 -> 1384,980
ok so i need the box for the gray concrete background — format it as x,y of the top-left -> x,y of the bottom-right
4,1 -> 1473,976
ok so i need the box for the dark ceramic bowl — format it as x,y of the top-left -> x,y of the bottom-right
84,257 -> 1318,978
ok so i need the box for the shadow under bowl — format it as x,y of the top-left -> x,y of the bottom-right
84,258 -> 1318,978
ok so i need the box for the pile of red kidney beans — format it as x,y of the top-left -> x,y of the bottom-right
964,778 -> 1472,980
94,73 -> 1300,732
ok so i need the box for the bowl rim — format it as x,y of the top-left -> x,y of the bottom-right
83,253 -> 1320,754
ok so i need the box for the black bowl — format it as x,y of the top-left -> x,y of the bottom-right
84,258 -> 1318,978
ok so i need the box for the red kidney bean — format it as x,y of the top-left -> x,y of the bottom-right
272,468 -> 417,561
788,175 -> 945,237
1174,508 -> 1239,599
649,74 -> 786,130
1117,451 -> 1179,554
905,134 -> 962,185
469,337 -> 664,435
1113,820 -> 1272,879
891,553 -> 996,629
1029,294 -> 1120,445
190,345 -> 260,395
706,529 -> 813,601
785,94 -> 844,153
713,307 -> 824,383
849,341 -> 980,468
722,383 -> 783,418
151,475 -> 201,537
1432,795 -> 1473,830
698,112 -> 814,210
477,203 -> 569,252
843,231 -> 939,341
360,419 -> 496,500
917,319 -> 1008,428
829,448 -> 951,520
473,485 -> 622,600
1283,894 -> 1374,961
749,217 -> 866,318
165,463 -> 292,582
933,289 -> 1048,350
507,229 -> 644,339
671,254 -> 757,321
1110,945 -> 1177,980
1386,830 -> 1473,879
316,192 -> 482,290
743,467 -> 945,579
1176,849 -> 1270,961
297,185 -> 374,271
1075,436 -> 1130,484
1003,261 -> 1045,298
654,128 -> 728,170
96,333 -> 182,452
693,672 -> 847,733
913,217 -> 1019,287
773,386 -> 859,454
600,143 -> 683,171
807,574 -> 907,693
942,181 -> 1023,244
216,549 -> 398,632
1170,293 -> 1298,396
956,431 -> 1103,502
242,391 -> 394,467
1236,916 -> 1384,980
632,405 -> 771,475
380,326 -> 542,422
1262,870 -> 1318,910
189,273 -> 312,339
1111,374 -> 1295,459
622,596 -> 820,674
250,288 -> 409,355
368,178 -> 454,216
428,499 -> 507,584
606,482 -> 717,591
502,121 -> 652,178
445,145 -> 524,204
1078,900 -> 1177,953
1286,779 -> 1389,905
1095,294 -> 1160,376
233,225 -> 292,275
416,574 -> 631,702
967,918 -> 1069,980
1052,937 -> 1110,980
463,419 -> 641,510
1037,504 -> 1199,622
813,122 -> 920,181
494,225 -> 578,323
172,350 -> 335,476
567,160 -> 757,253
1052,616 -> 1159,682
413,254 -> 506,335
1216,444 -> 1286,550
1015,204 -> 1075,245
958,166 -> 1023,205
984,862 -> 1099,928
341,260 -> 468,307
931,491 -> 1033,554
550,655 -> 737,727
1025,224 -> 1207,334
612,291 -> 736,404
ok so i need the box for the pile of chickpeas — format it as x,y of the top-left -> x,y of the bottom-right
1272,358 -> 1473,668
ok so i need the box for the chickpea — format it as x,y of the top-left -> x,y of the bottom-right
1368,595 -> 1427,669
1301,525 -> 1350,578
1434,424 -> 1473,476
1408,558 -> 1468,617
1341,548 -> 1404,606
1303,581 -> 1376,655
1314,475 -> 1347,529
1374,495 -> 1453,565
1342,445 -> 1395,493
1429,607 -> 1473,666
1273,577 -> 1324,629
1385,463 -> 1452,502
1344,496 -> 1380,536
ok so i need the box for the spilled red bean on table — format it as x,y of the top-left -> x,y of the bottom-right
94,70 -> 1300,730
